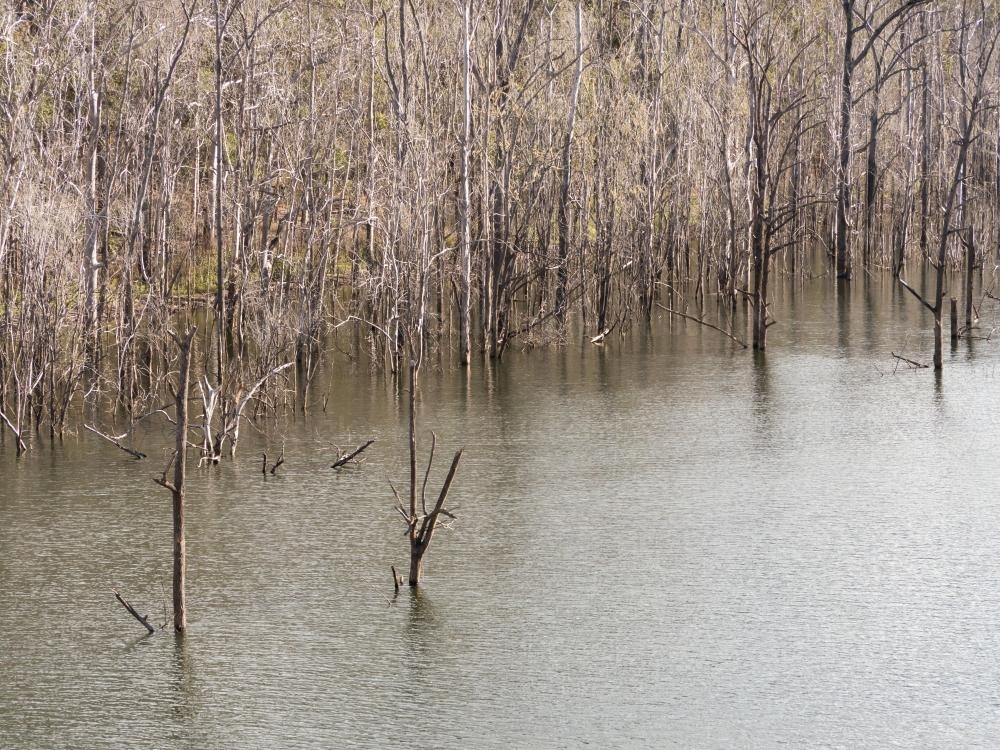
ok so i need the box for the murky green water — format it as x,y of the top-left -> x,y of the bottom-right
4,273 -> 1000,748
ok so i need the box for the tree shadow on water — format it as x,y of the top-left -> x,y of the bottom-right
169,632 -> 198,726
403,587 -> 440,634
751,350 -> 773,434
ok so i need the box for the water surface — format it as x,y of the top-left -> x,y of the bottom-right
3,274 -> 1000,748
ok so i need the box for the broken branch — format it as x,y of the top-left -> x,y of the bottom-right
331,438 -> 375,468
112,588 -> 155,634
891,351 -> 929,369
416,448 -> 464,545
898,277 -> 936,313
153,451 -> 178,492
84,424 -> 147,459
656,304 -> 748,347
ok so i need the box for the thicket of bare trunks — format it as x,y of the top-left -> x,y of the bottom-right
2,0 -> 998,448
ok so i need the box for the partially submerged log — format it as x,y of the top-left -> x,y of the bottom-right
112,588 -> 155,634
891,351 -> 929,369
331,438 -> 375,469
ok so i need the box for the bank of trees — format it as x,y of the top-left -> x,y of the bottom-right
2,0 -> 999,445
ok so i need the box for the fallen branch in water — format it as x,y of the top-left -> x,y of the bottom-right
656,304 -> 748,348
112,588 -> 155,634
332,438 -> 375,469
85,424 -> 147,459
898,277 -> 935,313
891,351 -> 929,369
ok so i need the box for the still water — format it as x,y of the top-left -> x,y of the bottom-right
4,274 -> 1000,748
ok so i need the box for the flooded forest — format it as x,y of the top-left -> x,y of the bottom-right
2,0 -> 999,449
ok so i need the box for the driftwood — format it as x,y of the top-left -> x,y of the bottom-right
331,439 -> 375,469
891,351 -> 929,369
656,304 -> 749,348
112,588 -> 155,634
84,424 -> 147,459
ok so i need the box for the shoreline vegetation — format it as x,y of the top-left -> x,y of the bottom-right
2,1 -> 998,455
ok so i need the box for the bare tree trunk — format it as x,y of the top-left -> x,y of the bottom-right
172,329 -> 193,633
458,0 -> 473,366
555,1 -> 583,318
836,0 -> 927,279
900,8 -> 995,371
919,45 -> 931,260
214,0 -> 228,381
835,0 -> 855,280
83,18 -> 102,375
965,225 -> 975,331
155,328 -> 195,633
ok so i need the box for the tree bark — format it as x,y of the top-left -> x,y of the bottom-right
965,226 -> 975,330
458,0 -> 472,367
407,551 -> 424,588
154,328 -> 196,633
214,0 -> 227,381
172,329 -> 194,633
555,1 -> 583,318
83,45 -> 102,373
835,1 -> 855,280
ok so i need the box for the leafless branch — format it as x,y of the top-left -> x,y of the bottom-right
331,438 -> 376,469
112,588 -> 155,634
84,424 -> 147,459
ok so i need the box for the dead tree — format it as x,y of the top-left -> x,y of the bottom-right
392,424 -> 463,587
834,0 -> 928,279
554,0 -> 584,318
734,6 -> 818,350
154,327 -> 195,634
860,24 -> 928,269
457,0 -> 473,367
899,7 -> 996,370
196,361 -> 293,462
0,357 -> 42,456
